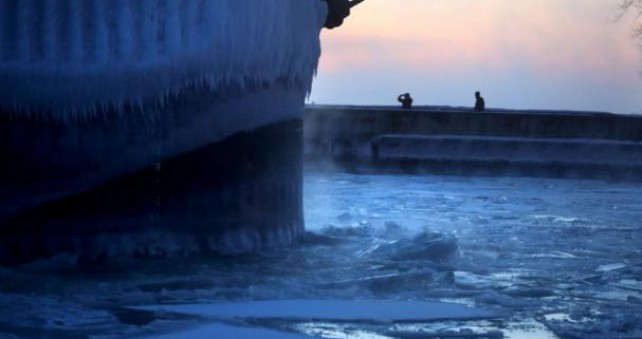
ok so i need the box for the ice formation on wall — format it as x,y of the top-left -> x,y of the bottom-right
0,0 -> 327,119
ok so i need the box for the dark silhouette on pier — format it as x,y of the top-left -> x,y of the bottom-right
474,91 -> 485,112
397,93 -> 413,109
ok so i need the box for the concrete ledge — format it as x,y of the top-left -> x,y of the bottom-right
374,134 -> 642,166
304,106 -> 642,181
305,106 -> 642,141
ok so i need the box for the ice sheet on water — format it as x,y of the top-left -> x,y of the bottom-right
615,279 -> 642,292
317,224 -> 459,264
454,271 -> 513,289
147,322 -> 313,339
596,263 -> 627,272
131,299 -> 496,323
527,250 -> 578,259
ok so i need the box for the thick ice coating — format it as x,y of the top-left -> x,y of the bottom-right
0,0 -> 327,118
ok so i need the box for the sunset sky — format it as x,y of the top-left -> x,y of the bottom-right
309,0 -> 642,114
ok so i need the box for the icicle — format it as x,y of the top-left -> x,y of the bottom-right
115,0 -> 133,60
181,0 -> 198,50
0,1 -> 6,59
165,0 -> 181,54
41,0 -> 56,62
141,0 -> 158,61
16,1 -> 30,61
91,1 -> 108,62
68,0 -> 83,62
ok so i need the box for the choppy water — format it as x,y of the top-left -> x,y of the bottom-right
1,171 -> 641,338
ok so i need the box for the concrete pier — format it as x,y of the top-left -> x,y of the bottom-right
304,105 -> 642,180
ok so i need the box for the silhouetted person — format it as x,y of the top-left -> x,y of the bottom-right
397,93 -> 413,109
474,91 -> 485,112
323,0 -> 365,29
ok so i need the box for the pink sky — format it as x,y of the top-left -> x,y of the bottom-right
309,0 -> 642,114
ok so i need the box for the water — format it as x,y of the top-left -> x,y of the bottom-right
304,171 -> 642,338
0,171 -> 641,338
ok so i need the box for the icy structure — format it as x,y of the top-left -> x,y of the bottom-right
0,0 -> 326,117
0,0 -> 329,264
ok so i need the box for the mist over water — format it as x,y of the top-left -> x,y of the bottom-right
310,0 -> 642,114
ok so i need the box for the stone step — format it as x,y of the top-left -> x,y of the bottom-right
374,134 -> 642,166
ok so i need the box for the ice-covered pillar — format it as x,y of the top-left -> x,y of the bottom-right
0,0 -> 329,264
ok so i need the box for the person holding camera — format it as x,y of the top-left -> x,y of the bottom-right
397,93 -> 413,109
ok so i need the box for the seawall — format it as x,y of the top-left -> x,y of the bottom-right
1,119 -> 304,265
304,105 -> 642,180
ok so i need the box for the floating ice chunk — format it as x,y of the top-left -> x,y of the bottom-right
529,250 -> 577,259
503,286 -> 555,298
532,215 -> 582,224
454,271 -> 501,289
130,299 -> 496,323
148,322 -> 313,339
614,279 -> 642,292
372,231 -> 460,263
596,263 -> 627,272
